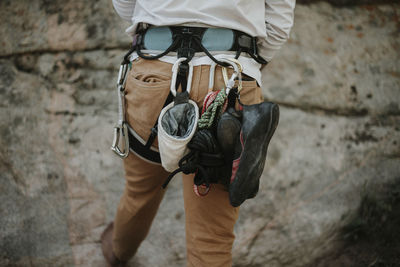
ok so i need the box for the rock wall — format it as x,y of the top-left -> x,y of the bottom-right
0,1 -> 399,266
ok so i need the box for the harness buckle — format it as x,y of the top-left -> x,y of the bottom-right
238,35 -> 252,50
181,27 -> 193,35
177,60 -> 190,75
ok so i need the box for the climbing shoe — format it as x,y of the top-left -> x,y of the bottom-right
229,102 -> 279,207
217,107 -> 243,187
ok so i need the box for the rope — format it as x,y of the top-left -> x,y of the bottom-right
191,88 -> 229,196
198,89 -> 227,129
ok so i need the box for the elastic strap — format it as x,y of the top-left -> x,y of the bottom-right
128,127 -> 161,163
136,34 -> 182,60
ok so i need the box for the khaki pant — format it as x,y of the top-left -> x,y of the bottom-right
112,58 -> 263,266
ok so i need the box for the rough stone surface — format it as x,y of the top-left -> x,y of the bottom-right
262,4 -> 400,116
1,1 -> 399,267
0,0 -> 131,56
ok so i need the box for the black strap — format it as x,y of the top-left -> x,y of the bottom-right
122,45 -> 136,65
227,87 -> 239,109
136,34 -> 182,60
192,37 -> 231,67
143,92 -> 174,149
236,33 -> 268,65
144,126 -> 158,149
175,64 -> 189,92
128,131 -> 161,163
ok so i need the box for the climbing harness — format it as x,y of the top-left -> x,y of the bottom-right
135,26 -> 268,66
110,24 -> 279,206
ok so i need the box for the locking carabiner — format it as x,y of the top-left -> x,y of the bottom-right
111,63 -> 130,159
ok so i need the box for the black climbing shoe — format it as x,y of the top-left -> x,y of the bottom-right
229,102 -> 279,207
217,107 -> 243,187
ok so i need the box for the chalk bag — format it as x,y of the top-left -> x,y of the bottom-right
157,58 -> 199,172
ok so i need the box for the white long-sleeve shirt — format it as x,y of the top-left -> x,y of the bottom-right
112,0 -> 295,84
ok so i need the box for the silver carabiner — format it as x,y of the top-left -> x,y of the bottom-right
117,63 -> 129,88
111,122 -> 130,158
111,63 -> 130,159
217,58 -> 242,95
222,58 -> 243,93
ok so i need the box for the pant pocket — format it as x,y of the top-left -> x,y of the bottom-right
125,59 -> 172,147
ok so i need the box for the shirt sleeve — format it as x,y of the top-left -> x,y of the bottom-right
258,0 -> 296,62
112,0 -> 136,22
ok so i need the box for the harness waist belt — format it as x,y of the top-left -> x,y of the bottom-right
135,26 -> 267,65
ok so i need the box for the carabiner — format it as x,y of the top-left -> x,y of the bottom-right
221,58 -> 243,95
111,63 -> 130,159
117,63 -> 129,89
218,58 -> 241,95
111,122 -> 130,158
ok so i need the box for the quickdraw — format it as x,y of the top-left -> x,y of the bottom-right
111,62 -> 130,159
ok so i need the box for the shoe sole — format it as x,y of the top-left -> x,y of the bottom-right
229,102 -> 279,207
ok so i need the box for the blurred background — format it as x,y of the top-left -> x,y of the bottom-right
0,0 -> 399,266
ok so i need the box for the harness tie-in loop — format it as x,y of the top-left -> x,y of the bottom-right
170,57 -> 194,95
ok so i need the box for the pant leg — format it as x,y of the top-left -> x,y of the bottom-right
113,152 -> 169,261
183,175 -> 239,267
112,58 -> 173,261
183,64 -> 264,267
